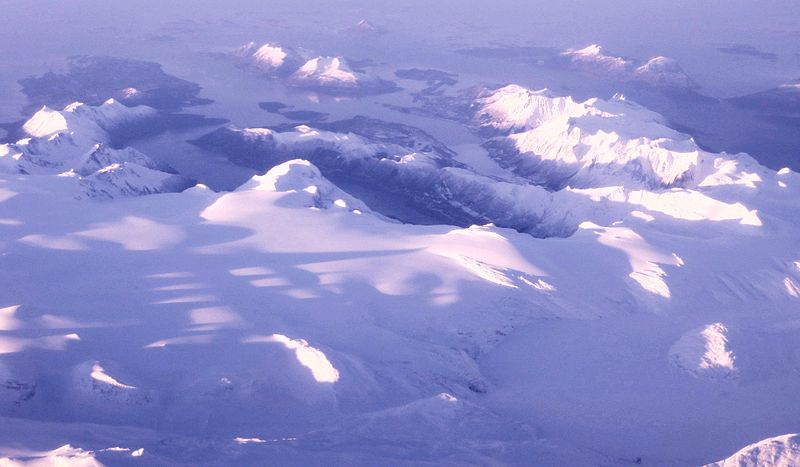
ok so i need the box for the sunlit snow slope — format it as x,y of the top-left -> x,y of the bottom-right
0,82 -> 799,466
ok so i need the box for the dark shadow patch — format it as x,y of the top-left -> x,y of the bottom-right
758,114 -> 800,128
257,102 -> 328,122
18,56 -> 212,113
395,68 -> 458,96
258,101 -> 290,113
395,68 -> 457,83
347,58 -> 380,72
0,119 -> 25,144
716,44 -> 777,61
727,84 -> 800,116
281,110 -> 329,122
108,113 -> 229,148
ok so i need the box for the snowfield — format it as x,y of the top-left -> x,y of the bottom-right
0,16 -> 799,465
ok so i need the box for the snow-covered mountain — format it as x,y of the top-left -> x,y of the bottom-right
237,159 -> 371,213
192,85 -> 771,240
473,84 -> 762,190
3,109 -> 799,461
235,41 -> 304,75
191,118 -> 587,236
288,56 -> 397,94
707,434 -> 800,466
3,0 -> 800,463
289,56 -> 364,88
231,42 -> 398,95
0,100 -> 193,198
560,44 -> 697,89
22,99 -> 155,144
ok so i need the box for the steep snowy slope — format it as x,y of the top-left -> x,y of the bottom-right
0,101 -> 193,198
474,84 -> 764,190
230,42 -> 398,95
288,56 -> 398,94
707,434 -> 800,466
291,57 -> 360,87
235,42 -> 304,75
